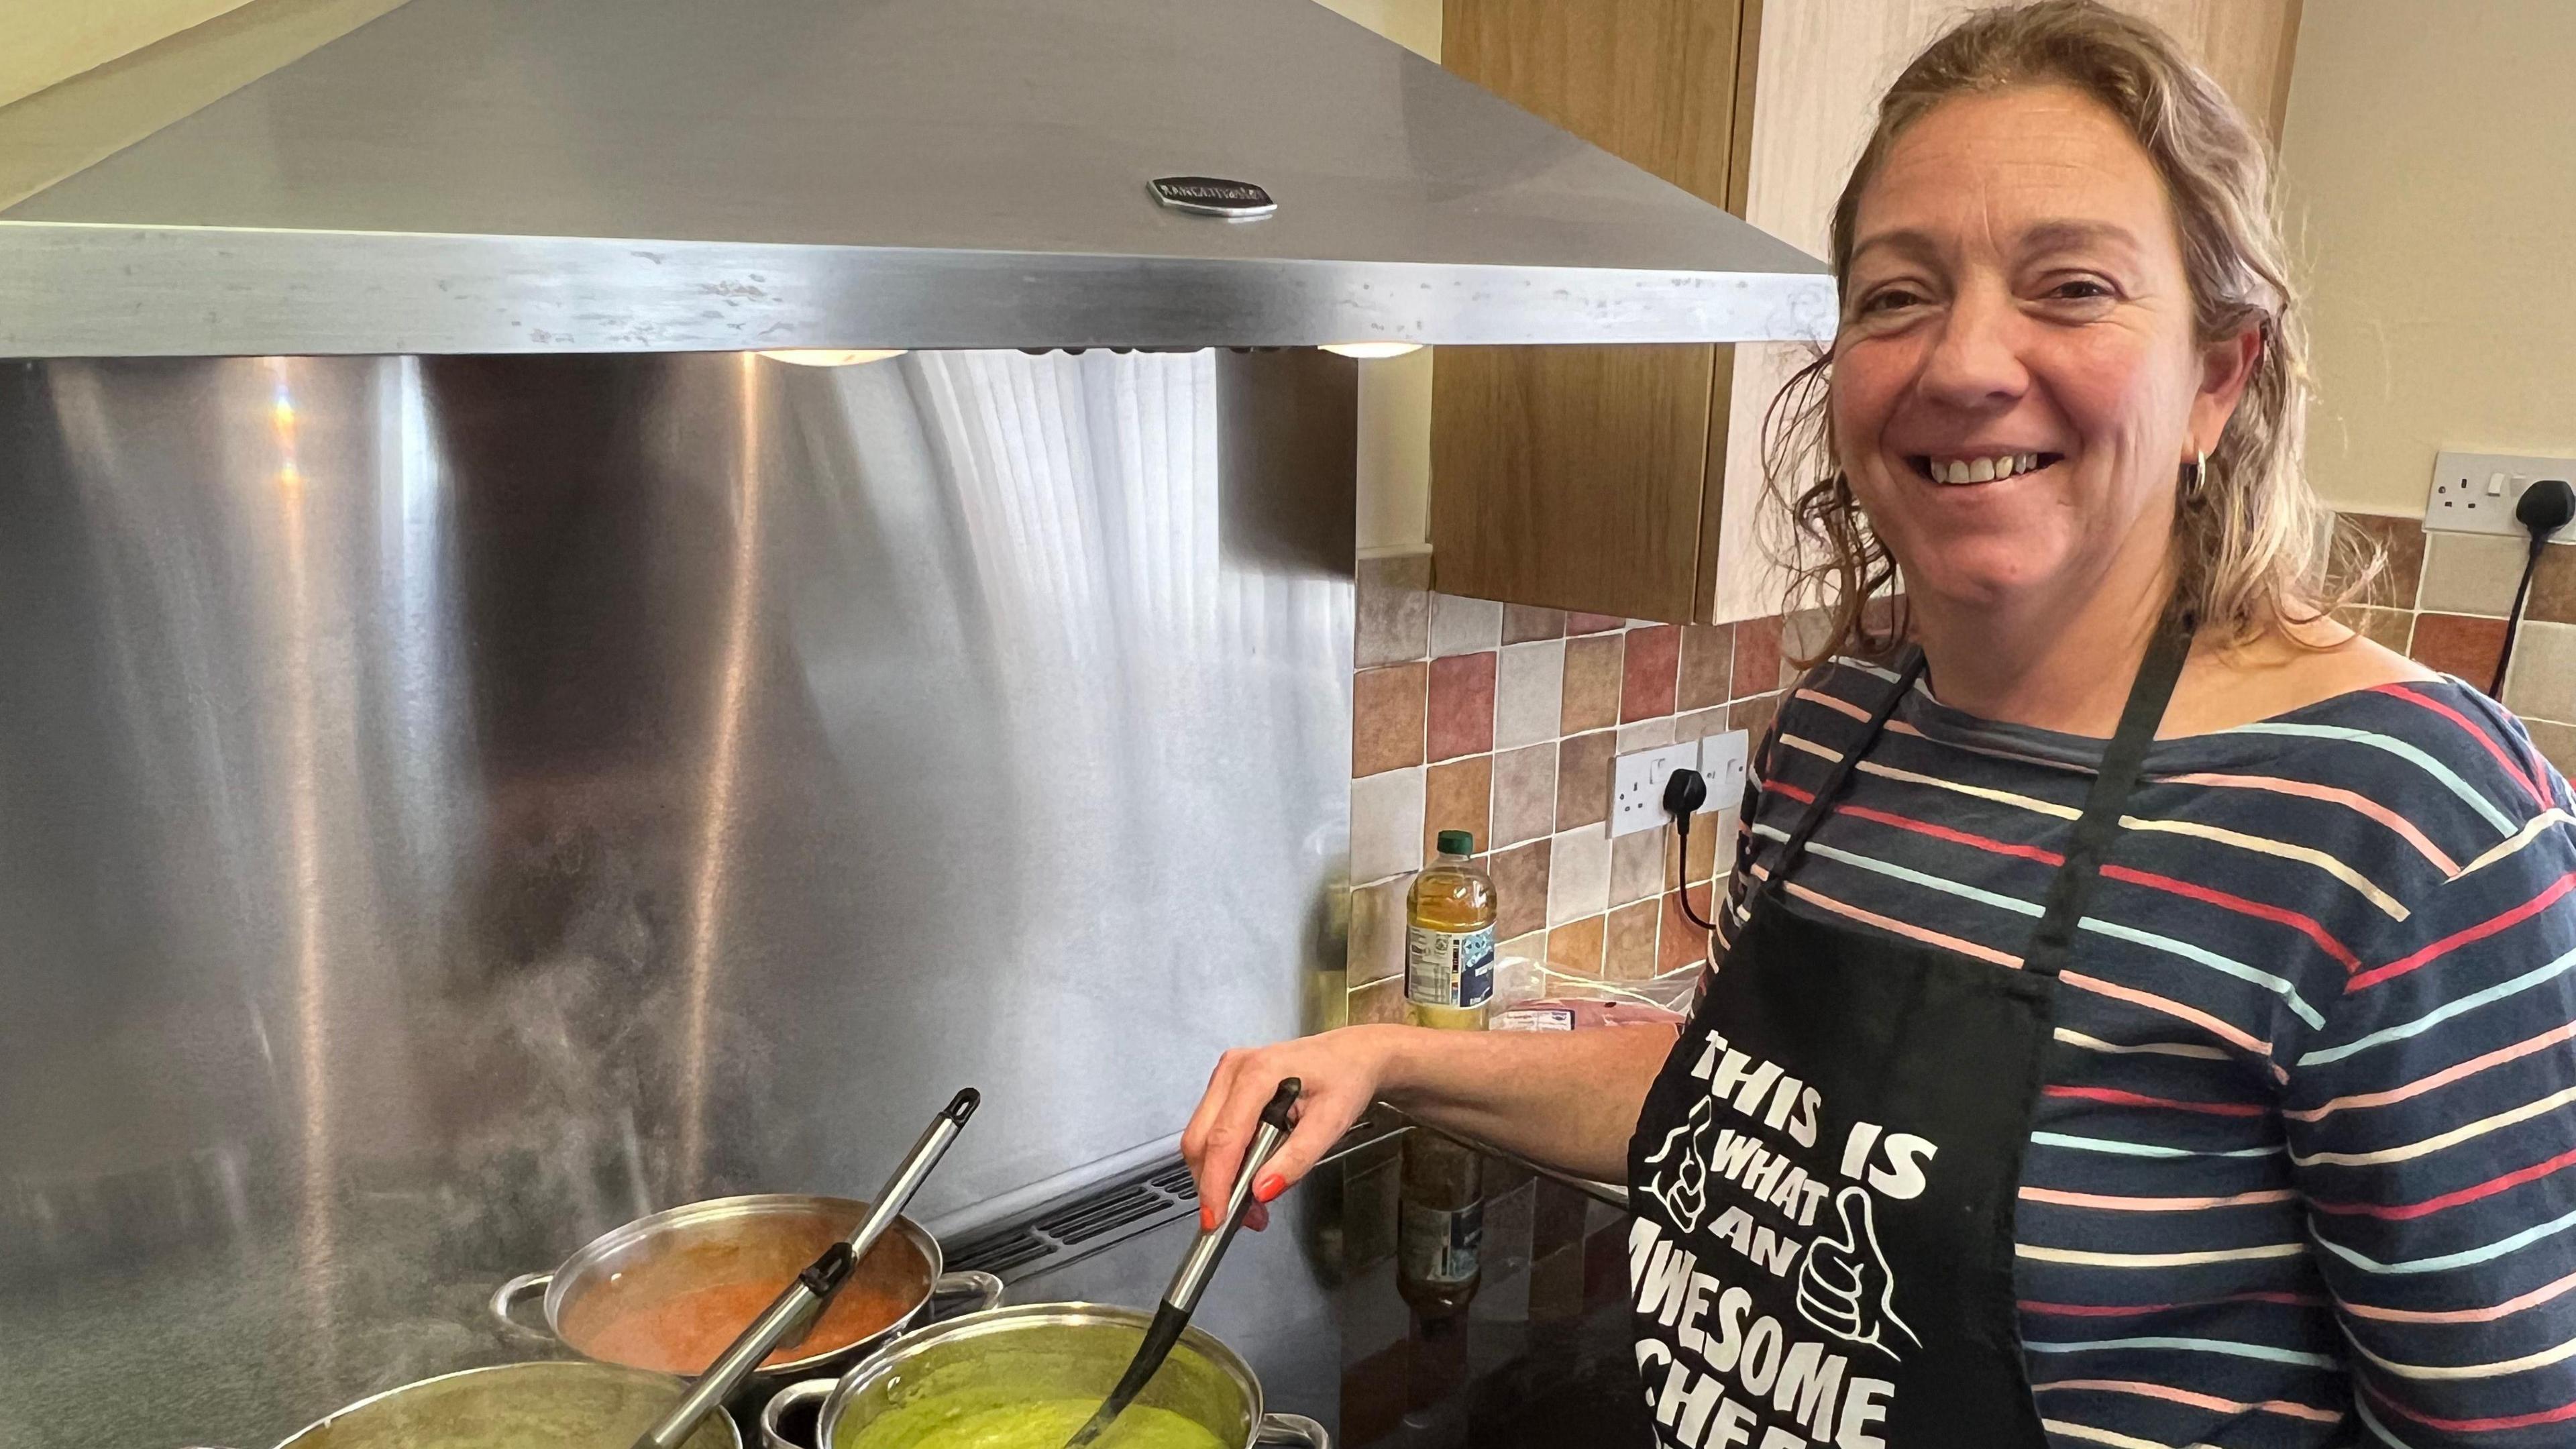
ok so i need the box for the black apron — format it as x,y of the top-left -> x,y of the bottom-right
1624,624 -> 2190,1449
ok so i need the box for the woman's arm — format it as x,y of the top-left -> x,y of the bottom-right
1180,1020 -> 1675,1222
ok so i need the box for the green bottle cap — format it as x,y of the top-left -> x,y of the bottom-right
1436,829 -> 1474,857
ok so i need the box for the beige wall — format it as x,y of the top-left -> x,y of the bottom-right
1313,0 -> 1441,554
2280,0 -> 2576,516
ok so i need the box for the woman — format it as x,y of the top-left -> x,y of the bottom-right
1185,4 -> 2576,1446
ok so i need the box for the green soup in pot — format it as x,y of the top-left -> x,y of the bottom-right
843,1395 -> 1222,1449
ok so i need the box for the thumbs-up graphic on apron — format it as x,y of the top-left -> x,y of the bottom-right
1638,1093 -> 1718,1233
1795,1185 -> 1919,1359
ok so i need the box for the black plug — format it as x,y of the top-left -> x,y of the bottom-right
2491,478 -> 2573,698
2519,478 -> 2574,539
1662,767 -> 1709,822
1664,768 -> 1717,931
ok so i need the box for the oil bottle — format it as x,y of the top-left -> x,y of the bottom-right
1397,1127 -> 1484,1319
1405,830 -> 1497,1031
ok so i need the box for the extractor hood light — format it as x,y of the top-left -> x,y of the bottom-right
757,350 -> 908,367
1320,342 -> 1424,360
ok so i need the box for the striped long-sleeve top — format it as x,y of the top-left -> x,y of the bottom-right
1713,659 -> 2576,1448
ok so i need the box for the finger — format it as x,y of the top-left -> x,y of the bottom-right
1827,1185 -> 1875,1253
1243,1202 -> 1271,1233
1189,1077 -> 1269,1230
1240,1081 -> 1370,1208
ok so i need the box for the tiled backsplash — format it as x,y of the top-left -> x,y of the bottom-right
1344,553 -> 1796,1026
2338,512 -> 2576,773
1346,513 -> 2574,1028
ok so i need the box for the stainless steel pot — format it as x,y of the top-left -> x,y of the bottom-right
191,1360 -> 745,1449
490,1193 -> 1004,1389
759,1303 -> 1328,1449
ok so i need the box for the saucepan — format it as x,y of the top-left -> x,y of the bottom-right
759,1302 -> 1328,1449
186,1360 -> 743,1449
490,1193 -> 1005,1398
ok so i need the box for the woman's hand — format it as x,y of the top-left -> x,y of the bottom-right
1181,1024 -> 1403,1232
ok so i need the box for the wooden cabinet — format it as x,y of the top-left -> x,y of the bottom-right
1430,0 -> 1758,623
1434,0 -> 2304,625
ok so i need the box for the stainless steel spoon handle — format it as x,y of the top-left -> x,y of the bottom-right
630,1087 -> 981,1449
1164,1079 -> 1300,1314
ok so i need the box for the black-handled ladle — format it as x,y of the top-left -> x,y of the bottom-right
1061,1078 -> 1302,1449
630,1088 -> 981,1449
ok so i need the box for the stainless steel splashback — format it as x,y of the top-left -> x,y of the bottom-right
0,348 -> 1354,1449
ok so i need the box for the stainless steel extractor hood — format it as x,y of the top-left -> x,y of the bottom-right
0,0 -> 1835,358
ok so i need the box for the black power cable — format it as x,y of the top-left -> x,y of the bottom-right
1662,767 -> 1718,931
2492,478 -> 2575,699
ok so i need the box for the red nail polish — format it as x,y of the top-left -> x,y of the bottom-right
1254,1172 -> 1285,1203
1199,1201 -> 1220,1231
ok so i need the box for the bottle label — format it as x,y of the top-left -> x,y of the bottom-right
1491,1006 -> 1576,1033
1407,923 -> 1496,1012
1400,1199 -> 1484,1285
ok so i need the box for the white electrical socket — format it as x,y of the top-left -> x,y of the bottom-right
2427,451 -> 2576,539
1699,729 -> 1750,807
1610,742 -> 1704,839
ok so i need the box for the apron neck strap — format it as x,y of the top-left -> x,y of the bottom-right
2020,614 -> 2195,978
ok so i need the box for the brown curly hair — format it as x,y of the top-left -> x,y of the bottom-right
1765,0 -> 2375,665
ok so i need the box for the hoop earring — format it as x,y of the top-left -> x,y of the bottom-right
2182,448 -> 2209,503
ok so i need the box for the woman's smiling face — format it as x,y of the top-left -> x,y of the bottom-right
1832,83 -> 2247,617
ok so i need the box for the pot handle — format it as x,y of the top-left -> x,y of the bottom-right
1254,1413 -> 1330,1448
759,1378 -> 837,1449
486,1271 -> 554,1337
929,1269 -> 1006,1318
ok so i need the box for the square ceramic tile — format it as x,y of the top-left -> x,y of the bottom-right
1660,890 -> 1711,974
2412,612 -> 2508,685
1348,876 -> 1410,987
2528,718 -> 2576,780
1561,634 -> 1623,733
1503,605 -> 1566,644
1556,730 -> 1615,830
1606,900 -> 1662,981
2420,531 -> 2529,616
1621,624 -> 1680,720
1491,840 -> 1551,941
1609,827 -> 1665,907
2505,621 -> 2576,720
1568,612 -> 1625,635
1429,594 -> 1503,657
1495,641 -> 1566,751
1356,553 -> 1431,667
1618,718 -> 1675,752
1780,608 -> 1835,684
2337,513 -> 2425,608
1674,707 -> 1729,742
1731,614 -> 1782,702
1664,806 -> 1731,886
1352,663 -> 1426,777
1427,651 -> 1497,761
1678,624 -> 1735,712
2534,544 -> 2576,625
1350,767 -> 1426,884
1730,695 -> 1782,756
1348,975 -> 1406,1026
2337,604 -> 2414,654
1424,755 -> 1494,859
1546,914 -> 1606,977
1491,743 -> 1557,847
1546,824 -> 1613,926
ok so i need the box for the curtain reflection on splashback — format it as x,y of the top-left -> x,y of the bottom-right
0,348 -> 1354,1448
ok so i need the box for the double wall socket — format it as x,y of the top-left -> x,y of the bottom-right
2427,451 -> 2576,539
1609,729 -> 1752,839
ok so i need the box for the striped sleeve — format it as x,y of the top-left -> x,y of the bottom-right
2284,708 -> 2576,1446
